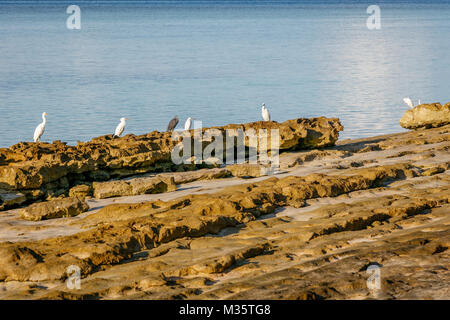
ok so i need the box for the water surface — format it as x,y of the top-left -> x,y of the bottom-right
1,1 -> 449,147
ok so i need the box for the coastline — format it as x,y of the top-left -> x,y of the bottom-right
0,122 -> 449,299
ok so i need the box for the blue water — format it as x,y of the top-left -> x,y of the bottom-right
1,1 -> 449,147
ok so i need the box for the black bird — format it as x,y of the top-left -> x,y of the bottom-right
167,115 -> 179,132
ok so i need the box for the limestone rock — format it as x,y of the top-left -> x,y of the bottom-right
161,168 -> 231,184
0,189 -> 27,210
399,102 -> 450,129
221,117 -> 343,151
93,177 -> 176,199
18,197 -> 89,221
227,163 -> 265,178
0,247 -> 43,281
0,124 -> 449,299
0,117 -> 343,209
68,184 -> 93,199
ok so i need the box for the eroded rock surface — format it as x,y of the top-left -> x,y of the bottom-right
399,102 -> 450,129
0,124 -> 448,300
93,177 -> 177,199
0,117 -> 342,209
0,189 -> 27,211
18,197 -> 89,221
68,184 -> 92,199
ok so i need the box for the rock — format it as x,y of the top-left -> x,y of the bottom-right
3,161 -> 437,279
220,117 -> 343,151
161,168 -> 231,185
227,164 -> 265,178
18,197 -> 89,221
0,247 -> 43,281
93,177 -> 176,199
93,180 -> 132,199
0,124 -> 449,299
399,102 -> 450,129
0,117 -> 343,210
68,184 -> 93,199
421,166 -> 446,176
0,189 -> 27,210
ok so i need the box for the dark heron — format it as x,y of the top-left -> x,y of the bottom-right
167,115 -> 179,132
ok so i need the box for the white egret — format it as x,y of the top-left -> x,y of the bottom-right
403,97 -> 422,109
113,117 -> 128,138
261,103 -> 270,121
403,97 -> 414,108
184,117 -> 193,131
33,112 -> 48,142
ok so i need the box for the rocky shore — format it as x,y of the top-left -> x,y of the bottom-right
0,107 -> 449,300
0,117 -> 342,210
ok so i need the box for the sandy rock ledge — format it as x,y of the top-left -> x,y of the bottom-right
399,102 -> 450,129
18,197 -> 89,221
0,123 -> 448,300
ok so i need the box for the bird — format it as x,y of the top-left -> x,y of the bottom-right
167,115 -> 179,132
184,117 -> 193,131
113,117 -> 128,138
403,97 -> 421,109
33,112 -> 48,142
261,103 -> 270,121
403,97 -> 414,108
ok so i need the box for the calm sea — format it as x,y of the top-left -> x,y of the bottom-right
1,1 -> 449,147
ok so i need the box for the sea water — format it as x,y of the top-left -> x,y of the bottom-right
0,0 -> 449,147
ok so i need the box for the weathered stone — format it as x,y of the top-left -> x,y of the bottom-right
68,184 -> 93,199
3,161 -> 444,279
219,117 -> 343,151
0,247 -> 43,281
0,189 -> 27,210
0,117 -> 343,209
92,180 -> 132,199
227,163 -> 265,178
399,102 -> 450,129
160,168 -> 231,185
18,197 -> 89,221
0,124 -> 449,300
93,177 -> 176,199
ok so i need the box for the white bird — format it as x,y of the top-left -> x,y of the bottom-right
33,112 -> 48,142
113,117 -> 128,138
403,97 -> 414,109
403,97 -> 422,109
261,103 -> 270,121
184,117 -> 193,131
